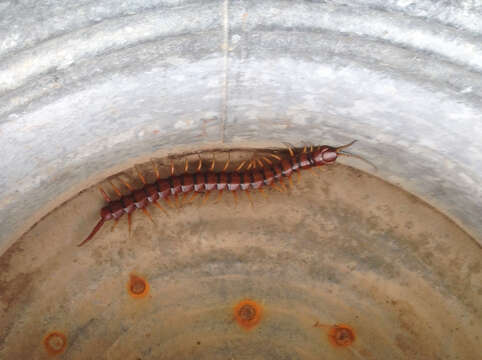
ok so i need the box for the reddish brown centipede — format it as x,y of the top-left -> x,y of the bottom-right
79,141 -> 368,246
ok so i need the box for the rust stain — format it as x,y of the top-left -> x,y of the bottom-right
234,299 -> 262,330
127,274 -> 149,299
328,324 -> 356,347
43,331 -> 67,355
314,321 -> 356,347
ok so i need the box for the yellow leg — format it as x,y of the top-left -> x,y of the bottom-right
135,166 -> 146,185
271,183 -> 284,193
262,156 -> 272,165
188,192 -> 199,203
142,208 -> 155,223
223,153 -> 231,171
108,180 -> 122,197
258,188 -> 268,199
214,190 -> 224,203
287,147 -> 294,157
288,176 -> 294,188
257,159 -> 264,168
245,190 -> 254,208
201,191 -> 211,205
270,153 -> 282,161
98,186 -> 112,202
232,191 -> 238,206
296,170 -> 302,183
235,160 -> 247,172
128,213 -> 132,238
303,146 -> 307,153
173,194 -> 180,208
111,219 -> 119,231
152,160 -> 160,180
170,160 -> 175,177
210,155 -> 216,171
164,197 -> 175,209
184,159 -> 190,173
197,155 -> 202,171
153,201 -> 168,216
247,160 -> 253,170
119,177 -> 134,192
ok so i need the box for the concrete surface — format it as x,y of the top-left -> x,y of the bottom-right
0,161 -> 480,359
0,0 -> 481,254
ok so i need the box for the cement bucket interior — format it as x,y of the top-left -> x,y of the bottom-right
0,1 -> 481,359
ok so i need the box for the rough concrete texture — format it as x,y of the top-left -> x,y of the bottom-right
0,160 -> 480,359
0,0 -> 481,253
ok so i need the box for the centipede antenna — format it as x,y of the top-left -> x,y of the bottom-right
135,167 -> 147,185
235,160 -> 247,172
153,201 -> 168,216
152,160 -> 160,180
78,218 -> 105,247
223,153 -> 231,171
210,155 -> 216,171
335,140 -> 357,152
108,180 -> 122,197
338,151 -> 378,171
197,155 -> 203,172
245,190 -> 254,208
111,219 -> 119,232
184,159 -> 190,173
119,177 -> 134,192
127,213 -> 132,238
98,186 -> 111,202
262,156 -> 273,165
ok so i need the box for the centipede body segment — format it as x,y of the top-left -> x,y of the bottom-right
79,141 -> 364,246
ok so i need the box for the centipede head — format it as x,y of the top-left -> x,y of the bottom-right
324,140 -> 378,170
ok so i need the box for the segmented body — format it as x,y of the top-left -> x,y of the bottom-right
78,144 -> 346,246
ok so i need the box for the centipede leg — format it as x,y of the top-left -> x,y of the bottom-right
184,159 -> 190,173
232,191 -> 239,206
258,188 -> 268,199
170,160 -> 175,177
214,190 -> 224,203
142,208 -> 155,223
78,218 -> 105,247
201,191 -> 211,205
164,196 -> 175,209
270,153 -> 282,161
256,159 -> 264,168
245,190 -> 254,208
111,219 -> 119,232
108,180 -> 122,197
271,183 -> 284,193
287,176 -> 294,188
173,194 -> 180,209
210,154 -> 216,171
128,213 -> 132,238
135,166 -> 147,185
98,186 -> 111,202
152,160 -> 160,180
235,160 -> 247,172
188,192 -> 199,203
223,153 -> 230,171
197,155 -> 202,172
262,156 -> 273,165
119,177 -> 134,192
153,201 -> 168,216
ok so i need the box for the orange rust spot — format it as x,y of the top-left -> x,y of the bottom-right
234,299 -> 262,330
43,331 -> 67,355
328,324 -> 355,347
127,274 -> 149,298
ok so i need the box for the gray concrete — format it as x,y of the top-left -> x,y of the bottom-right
0,1 -> 481,251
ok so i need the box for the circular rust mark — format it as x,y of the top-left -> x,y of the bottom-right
234,299 -> 262,330
127,274 -> 149,298
328,324 -> 356,347
43,331 -> 67,355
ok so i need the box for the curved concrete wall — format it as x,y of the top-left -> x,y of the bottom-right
0,0 -> 481,253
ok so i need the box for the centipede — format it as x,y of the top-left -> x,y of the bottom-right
79,140 -> 372,246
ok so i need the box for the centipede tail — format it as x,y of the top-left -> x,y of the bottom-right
78,218 -> 105,247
